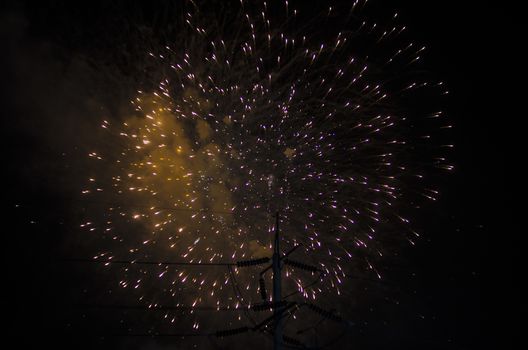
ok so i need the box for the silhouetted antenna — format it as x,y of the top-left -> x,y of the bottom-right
250,301 -> 288,311
272,211 -> 283,350
237,257 -> 271,267
65,208 -> 352,348
259,277 -> 267,300
283,258 -> 320,273
215,326 -> 250,337
282,334 -> 304,347
305,303 -> 343,323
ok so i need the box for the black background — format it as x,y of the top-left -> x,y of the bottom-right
1,0 -> 517,349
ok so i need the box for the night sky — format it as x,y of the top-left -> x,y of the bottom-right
1,1 -> 516,349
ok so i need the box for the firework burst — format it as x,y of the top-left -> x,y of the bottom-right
79,0 -> 452,338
